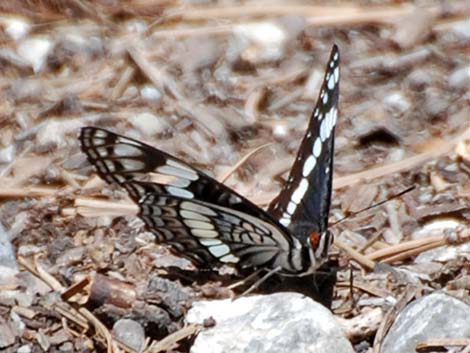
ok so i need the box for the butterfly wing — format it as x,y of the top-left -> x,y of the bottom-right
80,127 -> 278,225
126,181 -> 302,272
268,45 -> 340,237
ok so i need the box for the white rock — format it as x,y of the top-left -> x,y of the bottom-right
17,37 -> 54,73
448,66 -> 470,90
35,120 -> 67,150
187,292 -> 354,353
0,223 -> 17,271
140,85 -> 162,103
112,319 -> 145,352
125,19 -> 148,33
232,21 -> 287,64
130,112 -> 169,135
17,345 -> 31,353
0,144 -> 15,164
449,20 -> 470,41
2,17 -> 31,41
383,92 -> 411,114
381,293 -> 470,353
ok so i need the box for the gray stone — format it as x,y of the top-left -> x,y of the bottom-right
448,66 -> 470,90
130,112 -> 169,136
0,223 -> 17,271
0,144 -> 15,164
187,292 -> 354,353
381,293 -> 470,353
112,319 -> 145,352
0,316 -> 15,348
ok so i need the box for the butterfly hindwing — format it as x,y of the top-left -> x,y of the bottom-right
268,45 -> 340,237
80,127 -> 278,225
129,181 -> 299,271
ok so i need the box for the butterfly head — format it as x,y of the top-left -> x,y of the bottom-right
305,229 -> 333,271
310,229 -> 332,258
290,221 -> 333,273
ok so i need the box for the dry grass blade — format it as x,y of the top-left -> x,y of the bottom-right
78,307 -> 117,353
54,302 -> 90,331
0,186 -> 59,198
144,324 -> 201,353
164,2 -> 468,26
366,236 -> 444,261
70,197 -> 138,217
219,143 -> 273,183
416,338 -> 470,351
367,229 -> 470,264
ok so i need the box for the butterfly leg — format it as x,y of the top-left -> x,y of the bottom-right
227,268 -> 265,290
237,266 -> 283,297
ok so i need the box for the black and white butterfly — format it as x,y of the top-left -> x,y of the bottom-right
79,45 -> 340,277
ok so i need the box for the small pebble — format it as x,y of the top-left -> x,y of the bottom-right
112,319 -> 145,352
448,66 -> 470,90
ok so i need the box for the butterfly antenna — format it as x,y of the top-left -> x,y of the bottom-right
331,184 -> 415,226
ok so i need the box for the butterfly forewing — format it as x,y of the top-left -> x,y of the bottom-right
131,181 -> 301,272
80,127 -> 278,225
268,45 -> 340,237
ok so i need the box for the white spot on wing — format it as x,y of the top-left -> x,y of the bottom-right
168,178 -> 191,188
103,160 -> 115,171
313,138 -> 322,157
180,210 -> 210,222
220,254 -> 239,263
191,229 -> 219,238
327,74 -> 335,90
302,155 -> 316,177
280,217 -> 290,227
322,91 -> 328,104
97,148 -> 108,157
200,239 -> 222,246
116,137 -> 142,148
334,67 -> 339,83
166,186 -> 194,199
287,201 -> 297,215
114,144 -> 142,157
121,159 -> 146,170
158,165 -> 198,181
291,178 -> 309,204
320,119 -> 327,142
181,202 -> 217,216
87,149 -> 98,159
95,131 -> 109,139
209,244 -> 230,257
183,219 -> 214,230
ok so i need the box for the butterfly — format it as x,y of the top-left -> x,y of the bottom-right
79,45 -> 340,277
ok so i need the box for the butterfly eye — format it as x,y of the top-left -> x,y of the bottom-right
309,232 -> 321,250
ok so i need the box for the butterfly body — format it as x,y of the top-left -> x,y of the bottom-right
80,45 -> 340,277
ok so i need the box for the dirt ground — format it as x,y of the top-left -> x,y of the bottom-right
0,1 -> 469,352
